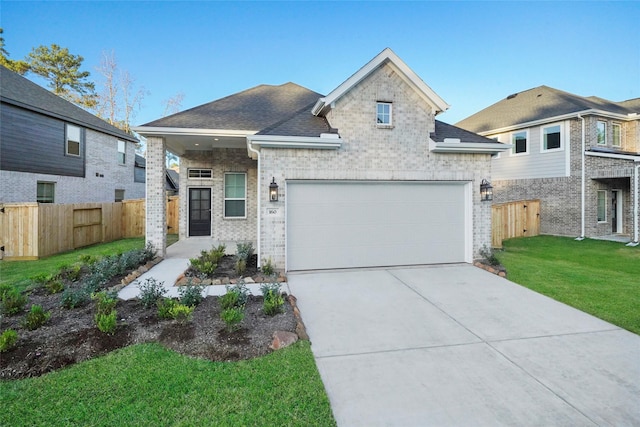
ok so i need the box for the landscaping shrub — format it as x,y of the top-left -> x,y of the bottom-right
169,304 -> 194,324
22,304 -> 51,330
221,306 -> 244,332
236,242 -> 254,262
59,264 -> 83,282
45,277 -> 65,294
0,283 -> 15,300
157,298 -> 178,319
78,254 -> 100,265
178,282 -> 205,307
95,310 -> 117,335
189,258 -> 217,276
138,277 -> 167,308
223,281 -> 249,308
261,258 -> 275,276
235,258 -> 247,276
260,283 -> 284,316
1,287 -> 27,316
60,288 -> 89,309
219,291 -> 239,310
479,245 -> 501,266
92,290 -> 118,316
0,329 -> 18,352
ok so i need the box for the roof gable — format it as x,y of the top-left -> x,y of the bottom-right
456,85 -> 640,134
0,66 -> 137,142
312,48 -> 449,116
142,82 -> 324,132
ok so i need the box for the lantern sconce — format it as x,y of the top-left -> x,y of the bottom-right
480,179 -> 493,202
269,177 -> 279,202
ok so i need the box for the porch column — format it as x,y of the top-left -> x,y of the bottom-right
146,136 -> 167,257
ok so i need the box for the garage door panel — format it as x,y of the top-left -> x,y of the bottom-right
287,181 -> 468,270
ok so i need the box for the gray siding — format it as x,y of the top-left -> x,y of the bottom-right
491,121 -> 569,180
0,104 -> 85,177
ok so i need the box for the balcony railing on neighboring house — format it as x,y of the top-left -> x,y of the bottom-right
492,199 -> 541,248
0,197 -> 179,260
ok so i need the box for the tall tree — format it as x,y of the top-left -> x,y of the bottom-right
26,44 -> 97,108
0,28 -> 29,74
162,92 -> 185,117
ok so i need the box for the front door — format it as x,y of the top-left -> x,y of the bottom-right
612,190 -> 622,234
189,188 -> 211,236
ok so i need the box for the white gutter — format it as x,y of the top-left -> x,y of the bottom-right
247,134 -> 342,151
132,126 -> 258,138
247,141 -> 262,267
628,163 -> 640,246
429,141 -> 511,154
585,151 -> 640,161
576,114 -> 586,241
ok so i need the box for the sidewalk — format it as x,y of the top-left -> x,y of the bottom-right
117,238 -> 272,300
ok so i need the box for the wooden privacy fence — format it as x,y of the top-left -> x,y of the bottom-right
492,199 -> 541,248
0,196 -> 179,260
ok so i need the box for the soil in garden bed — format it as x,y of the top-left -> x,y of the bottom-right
0,286 -> 297,380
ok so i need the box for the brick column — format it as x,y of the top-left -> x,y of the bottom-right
145,136 -> 167,257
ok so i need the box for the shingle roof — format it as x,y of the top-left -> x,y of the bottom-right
142,82 -> 325,135
431,120 -> 500,144
0,66 -> 137,142
456,85 -> 640,134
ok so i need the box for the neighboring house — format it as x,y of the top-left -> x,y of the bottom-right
134,154 -> 179,196
456,85 -> 640,245
0,66 -> 144,204
135,48 -> 509,271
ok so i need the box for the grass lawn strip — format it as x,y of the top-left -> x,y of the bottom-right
498,236 -> 639,335
0,341 -> 336,426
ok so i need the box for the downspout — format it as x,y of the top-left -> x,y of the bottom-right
575,114 -> 586,240
247,141 -> 262,266
627,163 -> 640,247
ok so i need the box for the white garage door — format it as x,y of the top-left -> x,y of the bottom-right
287,181 -> 470,271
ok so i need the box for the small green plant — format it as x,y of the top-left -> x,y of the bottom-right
138,277 -> 167,308
45,277 -> 65,294
169,303 -> 194,323
260,283 -> 284,316
92,290 -> 118,316
95,310 -> 117,335
235,258 -> 247,276
219,291 -> 239,310
30,273 -> 52,286
60,288 -> 89,309
0,329 -> 18,352
236,242 -> 254,261
189,258 -> 217,276
78,253 -> 100,265
261,258 -> 275,276
0,283 -> 14,300
178,282 -> 205,307
224,280 -> 249,307
22,304 -> 51,330
157,297 -> 178,319
60,263 -> 83,282
479,245 -> 501,267
1,287 -> 27,316
221,306 -> 244,332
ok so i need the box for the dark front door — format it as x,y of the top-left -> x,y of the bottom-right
189,188 -> 211,236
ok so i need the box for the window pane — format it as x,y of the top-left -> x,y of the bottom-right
376,102 -> 391,125
597,191 -> 606,222
67,140 -> 80,156
597,121 -> 606,145
225,173 -> 245,198
37,182 -> 54,203
612,124 -> 621,147
225,200 -> 245,217
513,132 -> 527,153
544,126 -> 561,150
67,124 -> 80,142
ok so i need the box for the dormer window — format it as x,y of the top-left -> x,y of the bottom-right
376,102 -> 392,126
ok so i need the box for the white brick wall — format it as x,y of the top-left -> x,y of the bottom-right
1,129 -> 143,203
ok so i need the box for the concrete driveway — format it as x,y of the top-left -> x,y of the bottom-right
287,264 -> 640,426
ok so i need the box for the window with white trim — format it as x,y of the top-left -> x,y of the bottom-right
612,123 -> 621,147
511,130 -> 528,155
188,169 -> 213,178
542,124 -> 562,151
115,189 -> 125,202
597,121 -> 607,145
117,140 -> 126,165
597,190 -> 606,222
376,102 -> 392,126
224,172 -> 246,218
66,124 -> 81,157
37,182 -> 55,203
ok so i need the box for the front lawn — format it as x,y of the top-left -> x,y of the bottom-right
0,341 -> 335,426
497,236 -> 639,334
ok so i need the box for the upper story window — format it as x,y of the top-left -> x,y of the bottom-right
612,123 -> 621,147
224,172 -> 246,218
37,182 -> 55,203
511,130 -> 528,155
188,169 -> 213,179
376,102 -> 392,126
542,124 -> 562,151
117,140 -> 126,165
597,121 -> 607,145
65,124 -> 81,157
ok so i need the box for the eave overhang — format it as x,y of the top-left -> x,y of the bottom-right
246,134 -> 342,159
132,126 -> 258,138
585,151 -> 640,161
429,140 -> 512,154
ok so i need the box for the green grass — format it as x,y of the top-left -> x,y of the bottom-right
0,235 -> 178,292
497,236 -> 640,334
0,341 -> 335,427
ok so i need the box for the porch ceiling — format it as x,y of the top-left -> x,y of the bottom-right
163,134 -> 247,156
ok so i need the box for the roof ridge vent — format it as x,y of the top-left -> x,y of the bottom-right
507,93 -> 518,100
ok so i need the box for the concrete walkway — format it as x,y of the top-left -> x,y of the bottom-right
288,264 -> 640,426
118,238 -> 267,299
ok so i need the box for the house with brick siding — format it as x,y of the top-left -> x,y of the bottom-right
0,66 -> 144,203
456,85 -> 640,245
135,48 -> 509,271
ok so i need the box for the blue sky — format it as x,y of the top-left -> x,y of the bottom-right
2,1 -> 639,126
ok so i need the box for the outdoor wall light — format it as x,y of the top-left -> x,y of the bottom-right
269,177 -> 279,202
480,179 -> 493,202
